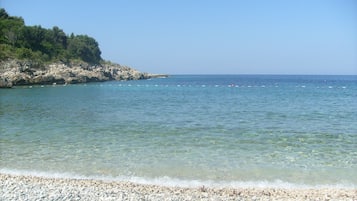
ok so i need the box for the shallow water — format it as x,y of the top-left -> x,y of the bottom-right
1,75 -> 356,187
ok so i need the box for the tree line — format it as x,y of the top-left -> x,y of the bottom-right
0,8 -> 102,65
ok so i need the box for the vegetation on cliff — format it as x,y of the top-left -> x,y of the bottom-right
0,8 -> 102,65
0,9 -> 166,88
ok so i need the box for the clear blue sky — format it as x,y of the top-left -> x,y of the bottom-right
1,0 -> 356,75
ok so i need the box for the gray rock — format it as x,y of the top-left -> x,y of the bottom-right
0,77 -> 12,88
0,59 -> 167,87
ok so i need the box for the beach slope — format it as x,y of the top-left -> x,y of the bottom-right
1,173 -> 356,201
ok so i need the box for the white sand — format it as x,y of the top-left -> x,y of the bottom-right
1,173 -> 356,200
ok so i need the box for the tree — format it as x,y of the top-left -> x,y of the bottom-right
0,8 -> 9,19
52,26 -> 67,48
67,35 -> 102,64
0,8 -> 103,64
19,25 -> 45,50
0,9 -> 25,46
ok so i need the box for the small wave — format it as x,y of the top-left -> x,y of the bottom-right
1,168 -> 355,189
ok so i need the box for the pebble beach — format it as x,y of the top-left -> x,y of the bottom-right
1,173 -> 356,201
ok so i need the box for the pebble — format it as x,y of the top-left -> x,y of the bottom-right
1,173 -> 356,201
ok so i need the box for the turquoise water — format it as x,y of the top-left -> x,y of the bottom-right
1,75 -> 356,187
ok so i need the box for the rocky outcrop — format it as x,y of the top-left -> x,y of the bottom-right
0,59 -> 167,88
0,77 -> 12,88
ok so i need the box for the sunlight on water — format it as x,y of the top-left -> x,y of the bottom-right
1,75 -> 356,186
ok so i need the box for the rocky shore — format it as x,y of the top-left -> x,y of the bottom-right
0,59 -> 167,88
1,173 -> 356,201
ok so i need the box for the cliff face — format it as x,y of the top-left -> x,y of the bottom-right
0,59 -> 165,88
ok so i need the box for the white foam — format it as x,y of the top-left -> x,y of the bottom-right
0,169 -> 86,180
1,168 -> 355,189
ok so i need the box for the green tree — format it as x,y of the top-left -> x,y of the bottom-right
52,26 -> 67,48
0,8 -> 25,46
67,35 -> 102,64
0,8 -> 102,64
0,8 -> 9,19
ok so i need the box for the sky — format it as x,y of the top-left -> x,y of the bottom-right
1,0 -> 357,75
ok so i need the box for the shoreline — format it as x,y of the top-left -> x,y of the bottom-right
0,59 -> 168,88
1,173 -> 356,200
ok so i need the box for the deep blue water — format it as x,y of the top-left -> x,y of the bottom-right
1,75 -> 356,187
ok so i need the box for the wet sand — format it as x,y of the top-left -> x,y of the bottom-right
1,173 -> 356,200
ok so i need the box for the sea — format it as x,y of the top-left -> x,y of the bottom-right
0,75 -> 356,188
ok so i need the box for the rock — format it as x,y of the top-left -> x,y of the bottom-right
0,59 -> 167,87
0,77 -> 12,88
